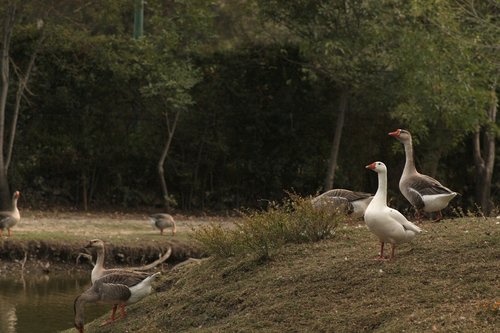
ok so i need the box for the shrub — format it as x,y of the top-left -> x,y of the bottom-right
193,194 -> 344,259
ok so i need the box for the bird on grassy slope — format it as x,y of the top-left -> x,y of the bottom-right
364,162 -> 422,260
149,213 -> 176,236
74,271 -> 161,333
0,191 -> 20,237
389,129 -> 457,222
311,189 -> 374,219
84,239 -> 171,284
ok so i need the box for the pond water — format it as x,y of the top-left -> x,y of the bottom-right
0,271 -> 109,333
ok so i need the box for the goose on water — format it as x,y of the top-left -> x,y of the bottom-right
389,129 -> 457,222
74,271 -> 161,332
311,189 -> 373,219
0,191 -> 20,237
364,162 -> 422,260
149,213 -> 176,236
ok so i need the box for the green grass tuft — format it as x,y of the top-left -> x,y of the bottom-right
193,194 -> 343,259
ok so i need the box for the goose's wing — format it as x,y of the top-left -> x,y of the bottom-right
96,281 -> 132,303
100,270 -> 150,286
312,194 -> 352,214
320,189 -> 373,202
0,212 -> 15,228
387,207 -> 422,233
341,190 -> 373,202
149,214 -> 174,227
0,216 -> 7,227
407,174 -> 454,196
150,213 -> 172,220
0,212 -> 13,221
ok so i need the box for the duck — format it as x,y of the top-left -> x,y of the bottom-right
74,271 -> 161,332
364,161 -> 422,260
0,191 -> 20,237
84,239 -> 171,284
311,189 -> 374,219
389,129 -> 457,221
149,213 -> 176,236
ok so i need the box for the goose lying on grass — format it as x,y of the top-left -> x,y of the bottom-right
74,271 -> 161,332
364,161 -> 422,260
389,129 -> 457,222
311,189 -> 373,219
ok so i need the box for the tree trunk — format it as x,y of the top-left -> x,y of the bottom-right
158,110 -> 180,209
82,171 -> 88,211
472,90 -> 497,215
323,90 -> 348,191
0,4 -> 43,208
5,30 -> 44,172
0,4 -> 16,208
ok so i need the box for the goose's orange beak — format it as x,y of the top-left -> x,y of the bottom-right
388,129 -> 400,137
365,162 -> 376,170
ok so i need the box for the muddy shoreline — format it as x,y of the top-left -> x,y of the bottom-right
0,238 -> 204,277
0,211 -> 231,277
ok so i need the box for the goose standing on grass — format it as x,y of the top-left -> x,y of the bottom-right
74,271 -> 161,332
364,162 -> 422,260
389,129 -> 457,222
149,213 -> 176,236
311,189 -> 374,219
84,239 -> 171,284
0,191 -> 20,237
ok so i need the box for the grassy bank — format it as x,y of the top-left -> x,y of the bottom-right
62,217 -> 498,333
0,211 -> 219,274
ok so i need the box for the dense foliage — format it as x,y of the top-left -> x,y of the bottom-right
1,0 -> 498,213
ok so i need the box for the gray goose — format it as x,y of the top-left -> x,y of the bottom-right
311,189 -> 373,219
84,239 -> 171,284
74,271 -> 161,332
149,213 -> 176,236
389,129 -> 457,221
0,191 -> 20,237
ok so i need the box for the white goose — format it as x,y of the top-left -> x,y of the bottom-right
74,271 -> 161,332
149,213 -> 176,236
84,239 -> 171,284
0,191 -> 20,237
364,162 -> 422,260
311,189 -> 373,219
389,129 -> 457,221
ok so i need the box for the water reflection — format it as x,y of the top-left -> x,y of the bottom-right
0,302 -> 17,333
0,271 -> 109,333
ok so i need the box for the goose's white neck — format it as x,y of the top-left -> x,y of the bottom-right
402,138 -> 417,176
373,170 -> 388,206
12,205 -> 20,219
91,247 -> 105,283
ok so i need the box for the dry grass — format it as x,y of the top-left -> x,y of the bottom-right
61,216 -> 499,333
0,211 -> 228,272
193,195 -> 342,260
12,210 -> 232,244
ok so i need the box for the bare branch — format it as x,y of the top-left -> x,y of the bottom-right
5,27 -> 46,172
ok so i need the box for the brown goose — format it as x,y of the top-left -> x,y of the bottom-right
0,191 -> 20,237
311,189 -> 373,219
84,239 -> 171,284
149,213 -> 176,236
389,129 -> 457,221
74,271 -> 161,332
